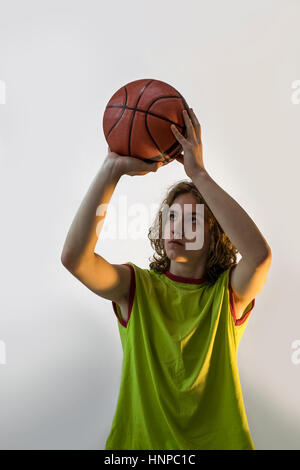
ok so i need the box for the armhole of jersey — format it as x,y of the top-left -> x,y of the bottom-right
111,263 -> 136,328
228,265 -> 255,326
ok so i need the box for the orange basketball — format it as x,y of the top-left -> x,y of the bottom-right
102,78 -> 190,165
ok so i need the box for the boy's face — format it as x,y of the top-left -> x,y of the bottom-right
163,193 -> 210,262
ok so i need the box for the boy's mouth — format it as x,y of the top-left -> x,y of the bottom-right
168,240 -> 183,246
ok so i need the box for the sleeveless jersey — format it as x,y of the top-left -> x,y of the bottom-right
104,262 -> 256,450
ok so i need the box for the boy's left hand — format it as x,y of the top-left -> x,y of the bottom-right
171,108 -> 206,178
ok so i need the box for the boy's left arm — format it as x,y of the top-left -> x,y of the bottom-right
171,108 -> 272,319
192,169 -> 272,319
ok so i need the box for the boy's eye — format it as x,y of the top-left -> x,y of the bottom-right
169,213 -> 197,222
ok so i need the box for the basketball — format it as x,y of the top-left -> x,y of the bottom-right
102,78 -> 190,166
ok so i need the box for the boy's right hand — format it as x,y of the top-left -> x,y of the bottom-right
106,146 -> 164,177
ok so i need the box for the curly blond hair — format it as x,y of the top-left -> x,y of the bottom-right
147,179 -> 238,285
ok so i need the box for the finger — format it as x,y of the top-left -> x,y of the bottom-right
149,161 -> 160,171
144,161 -> 159,171
139,158 -> 158,166
135,158 -> 159,172
175,155 -> 184,165
189,108 -> 202,142
183,109 -> 197,140
171,124 -> 186,145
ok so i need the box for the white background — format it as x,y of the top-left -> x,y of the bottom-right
0,0 -> 299,449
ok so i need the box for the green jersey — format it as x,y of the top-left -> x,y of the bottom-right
105,262 -> 255,450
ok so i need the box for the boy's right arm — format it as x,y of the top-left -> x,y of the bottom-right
64,255 -> 132,305
61,149 -> 160,304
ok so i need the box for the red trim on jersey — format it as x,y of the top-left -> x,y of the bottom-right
112,263 -> 136,328
228,266 -> 255,326
164,271 -> 206,284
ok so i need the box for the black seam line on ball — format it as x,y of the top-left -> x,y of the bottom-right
106,102 -> 185,162
128,79 -> 154,156
146,95 -> 186,163
106,86 -> 128,140
139,142 -> 182,164
106,82 -> 188,162
106,104 -> 185,130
